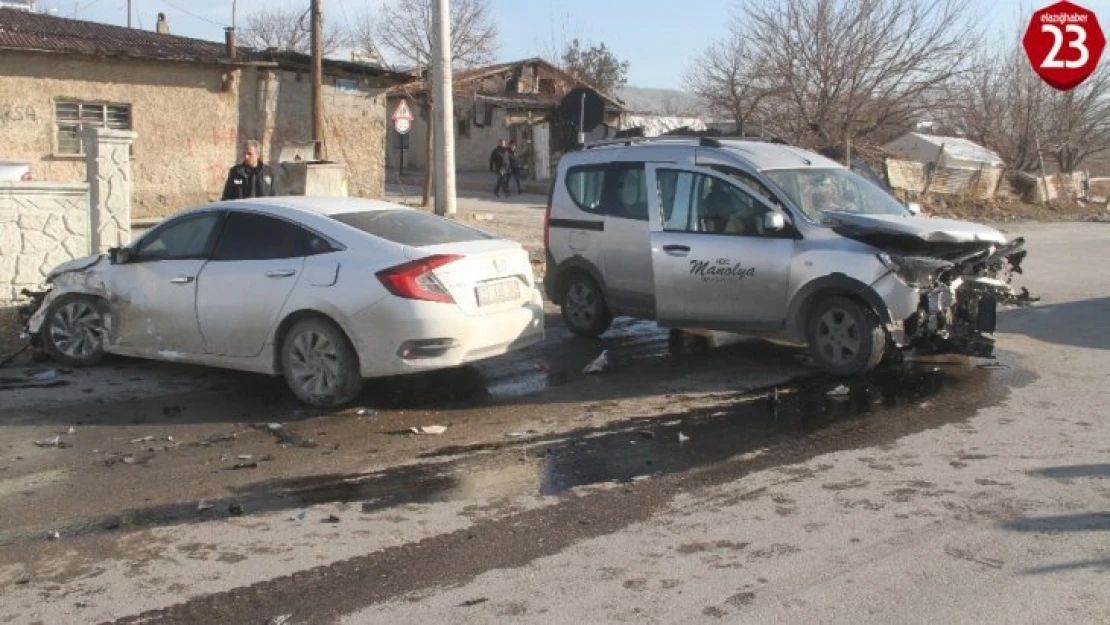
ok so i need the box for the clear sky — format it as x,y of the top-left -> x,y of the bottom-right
37,0 -> 1110,89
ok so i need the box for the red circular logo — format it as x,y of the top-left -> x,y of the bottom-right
1023,1 -> 1106,91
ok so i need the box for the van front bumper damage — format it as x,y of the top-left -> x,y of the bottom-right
876,238 -> 1029,358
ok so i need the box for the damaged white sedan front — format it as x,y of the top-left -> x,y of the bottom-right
23,197 -> 544,406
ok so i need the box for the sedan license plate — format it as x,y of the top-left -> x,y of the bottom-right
476,278 -> 520,306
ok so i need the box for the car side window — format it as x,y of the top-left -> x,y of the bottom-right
606,164 -> 648,221
211,212 -> 328,261
565,165 -> 607,213
134,213 -> 222,261
711,165 -> 787,211
657,169 -> 774,237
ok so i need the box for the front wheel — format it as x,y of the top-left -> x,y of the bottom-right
280,318 -> 364,407
560,273 -> 612,338
42,294 -> 108,367
806,296 -> 886,376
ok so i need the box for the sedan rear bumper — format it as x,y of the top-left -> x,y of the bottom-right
349,288 -> 545,378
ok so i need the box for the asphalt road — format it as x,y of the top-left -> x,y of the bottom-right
0,221 -> 1107,624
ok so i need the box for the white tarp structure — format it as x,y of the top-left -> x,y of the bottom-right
883,132 -> 1004,170
618,114 -> 707,137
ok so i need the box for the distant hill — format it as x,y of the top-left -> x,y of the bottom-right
615,86 -> 703,115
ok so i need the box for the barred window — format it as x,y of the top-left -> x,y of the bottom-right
55,101 -> 132,155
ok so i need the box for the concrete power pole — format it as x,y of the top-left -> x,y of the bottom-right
311,0 -> 326,161
431,0 -> 457,217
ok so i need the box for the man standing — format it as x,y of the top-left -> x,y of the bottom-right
508,141 -> 525,194
221,140 -> 275,200
489,138 -> 510,198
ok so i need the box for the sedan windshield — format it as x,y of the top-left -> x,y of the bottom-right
762,168 -> 910,223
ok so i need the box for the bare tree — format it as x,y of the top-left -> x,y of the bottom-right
684,24 -> 780,137
370,0 -> 496,69
945,38 -> 1110,173
560,39 -> 630,93
363,0 -> 497,206
239,6 -> 346,56
734,0 -> 977,152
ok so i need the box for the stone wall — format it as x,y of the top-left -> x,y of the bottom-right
0,182 -> 90,301
0,182 -> 90,354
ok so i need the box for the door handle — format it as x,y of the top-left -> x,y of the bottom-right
266,270 -> 297,278
663,244 -> 691,257
169,276 -> 195,284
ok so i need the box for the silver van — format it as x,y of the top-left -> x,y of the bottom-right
542,137 -> 1026,375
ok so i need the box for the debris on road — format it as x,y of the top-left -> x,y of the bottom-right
583,350 -> 610,374
355,407 -> 377,416
197,500 -> 213,513
267,614 -> 292,625
228,503 -> 244,516
66,426 -> 76,435
827,384 -> 851,400
638,430 -> 656,440
678,432 -> 690,444
459,598 -> 489,608
232,462 -> 258,470
194,431 -> 239,446
34,436 -> 64,448
506,430 -> 538,438
323,514 -> 340,524
411,425 -> 448,435
48,530 -> 60,540
236,454 -> 253,460
254,423 -> 317,448
130,436 -> 155,444
31,368 -> 58,381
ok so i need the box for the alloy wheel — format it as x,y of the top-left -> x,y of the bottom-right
814,308 -> 861,366
287,330 -> 341,397
48,300 -> 105,360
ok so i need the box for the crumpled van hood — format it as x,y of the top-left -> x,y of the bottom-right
824,211 -> 1008,244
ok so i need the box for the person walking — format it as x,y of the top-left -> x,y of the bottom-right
508,141 -> 525,194
221,140 -> 275,200
489,139 -> 511,197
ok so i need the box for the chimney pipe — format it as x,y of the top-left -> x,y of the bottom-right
156,13 -> 169,35
225,27 -> 237,60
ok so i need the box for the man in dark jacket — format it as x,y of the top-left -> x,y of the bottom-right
221,140 -> 275,200
508,141 -> 525,194
489,139 -> 510,197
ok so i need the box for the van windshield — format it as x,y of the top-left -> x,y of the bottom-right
762,168 -> 910,223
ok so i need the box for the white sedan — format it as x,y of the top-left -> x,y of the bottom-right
27,197 -> 545,406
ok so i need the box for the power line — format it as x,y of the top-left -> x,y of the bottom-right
160,0 -> 225,27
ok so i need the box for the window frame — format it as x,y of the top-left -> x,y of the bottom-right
131,210 -> 226,263
655,167 -> 794,239
54,100 -> 132,156
563,164 -> 609,215
602,162 -> 650,222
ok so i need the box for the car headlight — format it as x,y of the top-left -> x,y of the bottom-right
877,253 -> 953,287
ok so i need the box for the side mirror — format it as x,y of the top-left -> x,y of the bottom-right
906,202 -> 922,215
109,247 -> 131,264
763,212 -> 786,232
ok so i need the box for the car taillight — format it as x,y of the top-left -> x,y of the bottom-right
20,171 -> 31,182
376,254 -> 461,303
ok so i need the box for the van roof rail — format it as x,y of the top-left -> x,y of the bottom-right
575,135 -> 790,151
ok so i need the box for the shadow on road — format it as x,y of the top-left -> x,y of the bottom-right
1028,464 -> 1110,479
1000,297 -> 1110,350
1021,558 -> 1110,575
1001,513 -> 1110,533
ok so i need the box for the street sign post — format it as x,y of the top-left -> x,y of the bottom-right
392,99 -> 415,175
1023,1 -> 1106,91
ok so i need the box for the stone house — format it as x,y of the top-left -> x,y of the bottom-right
0,10 -> 407,219
386,58 -> 624,181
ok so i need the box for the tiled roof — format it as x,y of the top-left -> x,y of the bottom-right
0,9 -> 264,63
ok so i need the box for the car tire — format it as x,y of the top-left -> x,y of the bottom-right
280,317 -> 364,407
41,294 -> 108,367
806,296 -> 886,376
560,272 -> 612,338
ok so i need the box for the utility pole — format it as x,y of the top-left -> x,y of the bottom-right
127,0 -> 131,28
232,0 -> 237,29
311,0 -> 326,160
431,0 -> 457,216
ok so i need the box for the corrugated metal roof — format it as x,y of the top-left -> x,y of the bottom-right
0,9 -> 264,63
